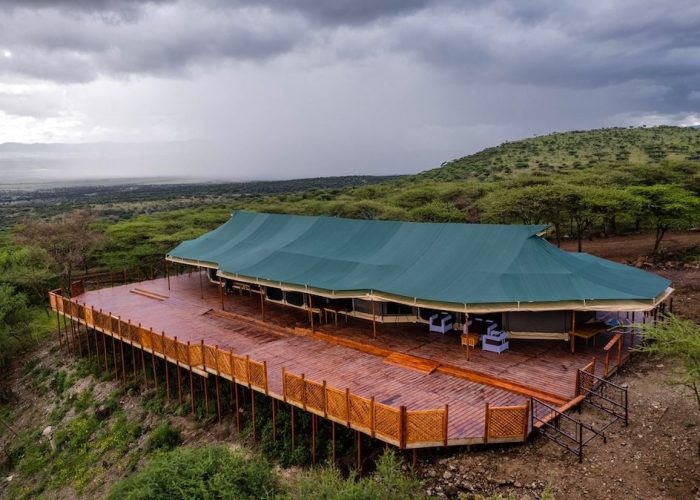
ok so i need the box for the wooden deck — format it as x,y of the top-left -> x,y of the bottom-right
69,271 -> 635,446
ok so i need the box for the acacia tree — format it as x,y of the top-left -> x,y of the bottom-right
629,185 -> 700,253
638,315 -> 700,409
14,210 -> 105,291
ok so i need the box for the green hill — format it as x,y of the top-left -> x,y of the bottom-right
418,126 -> 700,182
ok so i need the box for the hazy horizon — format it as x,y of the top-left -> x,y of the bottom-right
1,1 -> 699,183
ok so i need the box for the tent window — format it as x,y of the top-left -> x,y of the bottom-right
266,287 -> 283,302
285,291 -> 305,307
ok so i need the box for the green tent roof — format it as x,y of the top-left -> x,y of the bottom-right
167,211 -> 671,312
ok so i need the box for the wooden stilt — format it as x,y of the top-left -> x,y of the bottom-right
234,382 -> 240,431
260,289 -> 265,321
198,266 -> 204,299
271,397 -> 276,442
201,340 -> 209,417
412,449 -> 417,468
251,388 -> 256,442
371,299 -> 377,339
118,318 -> 126,383
291,405 -> 295,450
110,315 -> 119,381
332,421 -> 336,463
82,313 -> 91,361
150,328 -> 158,391
55,309 -> 63,350
187,341 -> 195,416
128,320 -> 136,379
219,277 -> 225,310
311,413 -> 316,464
175,336 -> 182,404
214,346 -> 222,424
140,323 -> 148,387
309,294 -> 315,333
570,310 -> 576,353
100,309 -> 108,369
162,332 -> 170,403
74,317 -> 83,357
356,431 -> 361,471
62,314 -> 72,354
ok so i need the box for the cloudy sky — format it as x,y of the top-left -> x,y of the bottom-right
1,0 -> 699,181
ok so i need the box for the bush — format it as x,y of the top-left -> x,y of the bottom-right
285,449 -> 423,499
147,421 -> 183,451
107,445 -> 279,500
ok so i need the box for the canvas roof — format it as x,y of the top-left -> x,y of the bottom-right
166,211 -> 672,313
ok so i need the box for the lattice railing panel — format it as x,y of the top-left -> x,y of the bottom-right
189,343 -> 203,366
163,336 -> 179,360
248,360 -> 267,392
217,350 -> 233,377
233,354 -> 249,384
177,342 -> 190,365
305,380 -> 325,414
349,394 -> 372,430
374,402 -> 401,441
326,387 -> 348,422
84,307 -> 94,326
284,372 -> 304,405
487,406 -> 527,439
203,345 -> 218,368
406,409 -> 445,443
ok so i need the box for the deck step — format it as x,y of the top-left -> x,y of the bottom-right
130,288 -> 168,301
383,352 -> 440,374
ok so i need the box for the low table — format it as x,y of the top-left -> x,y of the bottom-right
323,305 -> 348,327
573,322 -> 607,348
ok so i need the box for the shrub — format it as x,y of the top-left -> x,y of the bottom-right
147,421 -> 183,451
107,445 -> 279,500
285,449 -> 423,499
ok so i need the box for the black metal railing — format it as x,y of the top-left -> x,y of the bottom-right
578,369 -> 629,426
531,397 -> 605,462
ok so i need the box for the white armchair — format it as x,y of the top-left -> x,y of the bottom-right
429,313 -> 453,334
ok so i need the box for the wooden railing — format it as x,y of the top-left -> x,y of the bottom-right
282,369 -> 448,448
484,401 -> 529,442
68,261 -> 180,297
49,290 -> 268,394
603,333 -> 623,377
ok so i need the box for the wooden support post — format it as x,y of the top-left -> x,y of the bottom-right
201,340 -> 209,416
271,397 -> 276,442
484,403 -> 490,443
140,323 -> 148,388
371,299 -> 377,339
312,413 -> 317,464
110,315 -> 119,382
412,449 -> 417,468
219,277 -> 225,311
308,294 -> 315,333
291,405 -> 295,450
74,317 -> 83,357
150,328 -> 158,391
356,431 -> 361,471
214,346 -> 222,424
118,319 -> 126,384
260,288 -> 265,321
443,404 -> 449,446
162,332 -> 170,404
101,310 -> 108,370
570,310 -> 576,354
166,259 -> 171,291
187,341 -> 195,416
234,381 -> 240,431
62,314 -> 72,354
82,312 -> 91,361
616,335 -> 622,370
465,313 -> 469,360
91,308 -> 99,368
331,421 -> 336,463
128,320 -> 136,379
251,388 -> 256,442
175,336 -> 182,404
199,267 -> 204,299
55,309 -> 63,350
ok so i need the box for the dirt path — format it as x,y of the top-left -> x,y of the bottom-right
559,231 -> 700,263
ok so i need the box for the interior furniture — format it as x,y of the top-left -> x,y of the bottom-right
429,313 -> 453,334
